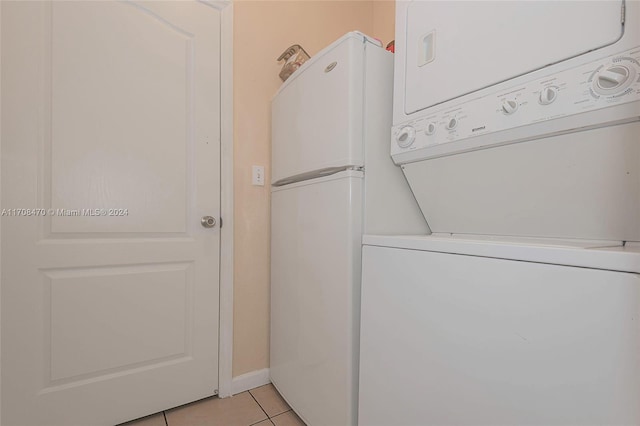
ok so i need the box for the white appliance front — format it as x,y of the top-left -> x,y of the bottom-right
390,0 -> 640,242
401,121 -> 640,241
359,236 -> 640,425
271,171 -> 363,426
401,1 -> 623,115
270,31 -> 427,426
272,32 -> 380,185
393,0 -> 638,137
361,2 -> 640,424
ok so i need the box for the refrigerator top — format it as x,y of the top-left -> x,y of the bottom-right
274,31 -> 382,97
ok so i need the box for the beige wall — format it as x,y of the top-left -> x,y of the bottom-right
233,0 -> 395,378
373,0 -> 395,47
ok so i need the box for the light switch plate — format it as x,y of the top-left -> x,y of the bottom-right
252,166 -> 265,186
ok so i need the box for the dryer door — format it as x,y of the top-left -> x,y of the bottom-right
403,0 -> 624,114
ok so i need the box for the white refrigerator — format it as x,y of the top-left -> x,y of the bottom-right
270,32 -> 428,426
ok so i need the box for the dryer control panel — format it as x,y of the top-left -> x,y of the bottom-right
391,47 -> 640,164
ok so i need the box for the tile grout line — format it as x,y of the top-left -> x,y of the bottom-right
269,409 -> 293,420
247,390 -> 271,424
162,411 -> 168,426
247,385 -> 298,424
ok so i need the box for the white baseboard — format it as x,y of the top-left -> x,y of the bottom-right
231,368 -> 271,395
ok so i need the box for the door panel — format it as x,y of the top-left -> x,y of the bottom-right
51,1 -> 190,234
1,2 -> 221,425
47,264 -> 191,382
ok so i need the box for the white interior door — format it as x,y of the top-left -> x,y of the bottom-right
1,1 -> 222,425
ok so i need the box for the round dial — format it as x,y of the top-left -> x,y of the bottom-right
501,99 -> 518,115
539,86 -> 558,105
425,122 -> 437,135
445,117 -> 458,130
396,126 -> 416,148
593,64 -> 636,96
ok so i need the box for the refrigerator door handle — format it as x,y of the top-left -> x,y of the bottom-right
272,165 -> 362,187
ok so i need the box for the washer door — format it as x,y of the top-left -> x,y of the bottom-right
403,0 -> 624,114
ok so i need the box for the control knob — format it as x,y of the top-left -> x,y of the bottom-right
539,86 -> 558,105
593,64 -> 636,96
425,122 -> 437,135
445,117 -> 458,130
396,126 -> 416,148
501,99 -> 518,115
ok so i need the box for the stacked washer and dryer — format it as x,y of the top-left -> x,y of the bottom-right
359,1 -> 640,424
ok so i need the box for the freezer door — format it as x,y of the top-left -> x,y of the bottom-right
272,34 -> 367,184
270,171 -> 363,426
402,1 -> 624,114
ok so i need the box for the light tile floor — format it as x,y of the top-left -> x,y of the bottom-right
120,384 -> 305,426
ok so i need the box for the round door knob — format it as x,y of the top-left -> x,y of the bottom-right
201,216 -> 217,228
539,86 -> 558,105
396,126 -> 416,148
501,99 -> 518,115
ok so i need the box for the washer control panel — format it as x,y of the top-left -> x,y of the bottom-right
392,47 -> 640,161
